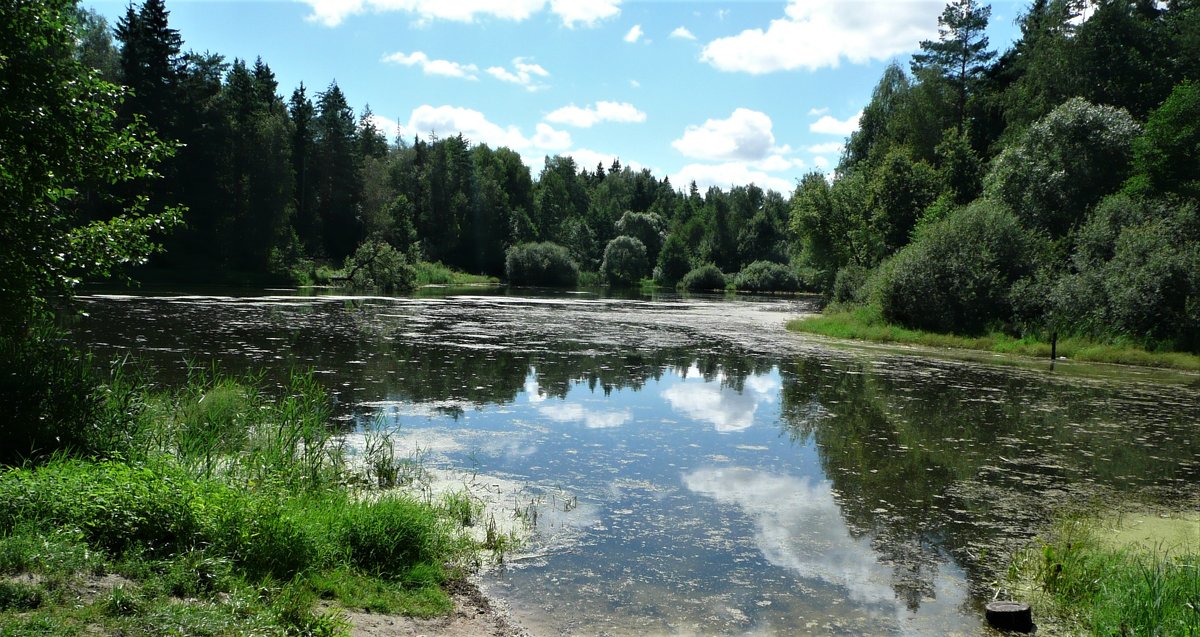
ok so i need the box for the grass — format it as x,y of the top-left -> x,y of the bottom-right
787,306 -> 1200,371
1004,511 -> 1200,636
0,364 -> 479,636
412,261 -> 498,286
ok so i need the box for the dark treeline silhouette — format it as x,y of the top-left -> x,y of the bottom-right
73,0 -> 1200,349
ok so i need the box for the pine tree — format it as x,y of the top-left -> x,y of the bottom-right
911,0 -> 995,133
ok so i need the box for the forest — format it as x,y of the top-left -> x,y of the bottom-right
5,0 -> 1199,353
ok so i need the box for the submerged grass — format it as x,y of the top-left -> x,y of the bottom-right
788,307 -> 1200,371
1004,511 -> 1200,636
0,364 -> 478,636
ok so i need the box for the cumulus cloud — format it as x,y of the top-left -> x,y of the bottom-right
670,26 -> 696,40
809,110 -> 862,135
671,108 -> 776,162
700,0 -> 941,74
381,51 -> 478,79
301,0 -> 545,27
807,106 -> 830,116
623,24 -> 644,43
299,0 -> 617,28
545,101 -> 646,128
486,58 -> 550,91
670,163 -> 795,196
549,0 -> 621,27
399,104 -> 569,152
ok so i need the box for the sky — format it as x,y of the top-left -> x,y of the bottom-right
85,0 -> 1028,194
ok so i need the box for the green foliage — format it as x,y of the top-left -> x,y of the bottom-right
344,239 -> 416,293
1127,80 -> 1200,199
0,0 -> 182,328
985,98 -> 1140,237
654,233 -> 692,285
732,261 -> 800,293
679,264 -> 727,292
615,211 -> 665,263
0,330 -> 150,465
910,0 -> 996,130
869,147 -> 941,256
831,264 -> 870,304
340,496 -> 449,581
600,236 -> 649,287
504,242 -> 580,287
876,200 -> 1036,334
411,261 -> 498,286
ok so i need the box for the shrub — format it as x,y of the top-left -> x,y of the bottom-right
831,264 -> 869,303
654,234 -> 692,286
984,98 -> 1140,237
615,211 -> 665,263
504,242 -> 579,287
600,236 -> 649,287
733,261 -> 800,293
679,264 -> 727,292
344,240 -> 416,293
876,200 -> 1037,334
0,330 -> 149,465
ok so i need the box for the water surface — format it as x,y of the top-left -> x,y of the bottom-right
72,288 -> 1200,636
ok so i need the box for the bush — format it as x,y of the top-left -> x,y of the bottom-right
654,234 -> 692,286
341,496 -> 448,581
876,200 -> 1037,334
831,264 -> 869,303
0,329 -> 149,465
504,242 -> 579,287
984,97 -> 1140,238
615,211 -> 665,263
344,240 -> 416,293
679,264 -> 727,292
600,236 -> 649,287
733,261 -> 800,293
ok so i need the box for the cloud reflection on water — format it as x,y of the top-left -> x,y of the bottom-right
683,466 -> 974,635
661,371 -> 779,432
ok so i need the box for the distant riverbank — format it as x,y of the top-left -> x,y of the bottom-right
788,308 -> 1200,372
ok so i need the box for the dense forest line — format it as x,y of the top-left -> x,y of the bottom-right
19,0 -> 1200,354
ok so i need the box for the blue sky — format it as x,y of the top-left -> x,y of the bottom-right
85,0 -> 1027,193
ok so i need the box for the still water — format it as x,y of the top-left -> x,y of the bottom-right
72,288 -> 1200,636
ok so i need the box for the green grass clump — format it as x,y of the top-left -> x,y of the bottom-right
1006,513 -> 1200,636
412,261 -> 498,286
788,306 -> 1200,371
0,364 -> 476,635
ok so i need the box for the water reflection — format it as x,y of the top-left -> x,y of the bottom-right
71,290 -> 1200,636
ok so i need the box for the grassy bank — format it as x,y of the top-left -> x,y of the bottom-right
787,307 -> 1200,371
0,365 -> 481,636
411,261 -> 499,286
1003,511 -> 1199,636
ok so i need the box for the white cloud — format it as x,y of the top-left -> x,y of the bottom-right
545,101 -> 646,128
813,156 -> 831,169
629,79 -> 641,88
807,106 -> 830,116
670,163 -> 795,196
532,122 -> 572,150
807,141 -> 843,154
399,104 -> 568,152
623,24 -> 644,43
367,113 -> 402,140
301,0 -> 546,27
486,57 -> 550,91
549,0 -> 621,27
670,26 -> 696,40
809,111 -> 862,136
671,108 -> 776,162
700,0 -> 941,74
380,51 -> 478,79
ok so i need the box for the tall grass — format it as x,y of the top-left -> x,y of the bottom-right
1007,515 -> 1200,636
412,261 -> 498,286
0,359 -> 476,634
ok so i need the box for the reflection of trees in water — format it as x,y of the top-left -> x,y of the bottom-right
778,355 -> 1200,604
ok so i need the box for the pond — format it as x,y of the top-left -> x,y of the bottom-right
71,288 -> 1200,636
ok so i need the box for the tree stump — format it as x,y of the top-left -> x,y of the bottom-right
985,601 -> 1034,633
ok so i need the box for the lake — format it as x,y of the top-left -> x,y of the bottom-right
71,287 -> 1200,636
